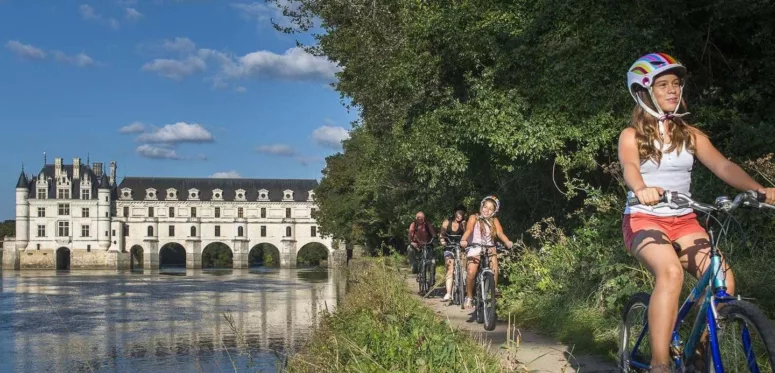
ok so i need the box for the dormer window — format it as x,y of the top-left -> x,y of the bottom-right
37,188 -> 47,199
120,188 -> 132,200
258,189 -> 269,201
145,188 -> 158,200
212,188 -> 224,201
188,188 -> 199,200
166,188 -> 178,200
283,189 -> 294,201
307,190 -> 315,202
235,189 -> 246,201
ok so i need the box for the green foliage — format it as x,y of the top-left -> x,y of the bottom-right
297,243 -> 329,266
0,220 -> 14,248
248,244 -> 280,267
202,243 -> 233,269
273,0 -> 775,356
286,259 -> 503,372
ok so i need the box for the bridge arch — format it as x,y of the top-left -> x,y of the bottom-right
159,242 -> 186,269
56,247 -> 71,270
202,242 -> 233,269
129,244 -> 144,270
296,242 -> 329,267
248,243 -> 280,267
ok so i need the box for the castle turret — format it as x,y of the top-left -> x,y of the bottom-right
97,174 -> 111,249
15,169 -> 29,250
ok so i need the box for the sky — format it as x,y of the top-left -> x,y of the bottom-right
0,0 -> 357,220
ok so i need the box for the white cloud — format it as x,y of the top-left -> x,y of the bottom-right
136,144 -> 180,160
162,37 -> 196,53
125,8 -> 143,20
52,51 -> 97,67
209,171 -> 242,178
296,156 -> 323,166
312,125 -> 349,149
137,122 -> 214,143
79,4 -> 100,19
141,56 -> 206,80
119,121 -> 145,134
221,47 -> 340,83
255,144 -> 296,156
231,1 -> 295,28
5,40 -> 46,59
234,86 -> 247,93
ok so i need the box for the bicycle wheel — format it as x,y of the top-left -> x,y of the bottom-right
426,258 -> 436,295
457,261 -> 466,308
475,275 -> 484,324
418,259 -> 427,295
482,272 -> 497,331
706,300 -> 775,373
619,292 -> 651,373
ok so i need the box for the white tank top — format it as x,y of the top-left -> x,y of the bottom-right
624,143 -> 694,216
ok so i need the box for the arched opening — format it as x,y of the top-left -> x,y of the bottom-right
56,247 -> 71,270
237,226 -> 244,237
190,226 -> 197,237
248,243 -> 280,268
201,242 -> 233,269
285,226 -> 292,237
297,242 -> 329,268
147,225 -> 154,237
130,245 -> 144,270
159,243 -> 186,269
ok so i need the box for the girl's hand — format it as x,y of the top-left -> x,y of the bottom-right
635,186 -> 664,205
759,188 -> 775,205
506,241 -> 514,249
460,240 -> 468,248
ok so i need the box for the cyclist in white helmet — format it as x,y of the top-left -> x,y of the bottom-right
620,52 -> 775,372
460,195 -> 514,309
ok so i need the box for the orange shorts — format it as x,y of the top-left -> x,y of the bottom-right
622,212 -> 706,251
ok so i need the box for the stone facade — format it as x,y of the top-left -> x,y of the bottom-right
4,156 -> 339,270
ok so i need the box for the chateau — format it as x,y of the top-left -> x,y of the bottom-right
2,156 -> 337,270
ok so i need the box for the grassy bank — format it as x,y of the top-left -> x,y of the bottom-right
286,257 -> 504,373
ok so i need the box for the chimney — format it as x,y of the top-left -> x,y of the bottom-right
54,157 -> 63,178
109,161 -> 117,186
93,162 -> 103,177
73,158 -> 81,179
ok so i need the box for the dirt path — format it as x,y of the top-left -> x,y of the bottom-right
406,277 -> 617,372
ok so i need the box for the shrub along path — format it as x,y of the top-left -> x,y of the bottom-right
407,276 -> 616,372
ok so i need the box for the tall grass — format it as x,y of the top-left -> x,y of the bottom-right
286,257 -> 505,372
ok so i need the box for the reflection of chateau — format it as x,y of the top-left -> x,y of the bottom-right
2,269 -> 347,373
2,156 -> 339,270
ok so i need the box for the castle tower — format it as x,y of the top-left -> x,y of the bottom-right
97,174 -> 111,249
15,169 -> 30,250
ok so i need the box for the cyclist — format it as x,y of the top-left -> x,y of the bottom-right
439,204 -> 467,301
408,211 -> 437,273
460,196 -> 514,309
619,52 -> 775,372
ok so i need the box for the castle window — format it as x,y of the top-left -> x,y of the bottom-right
258,189 -> 269,201
215,225 -> 221,237
169,225 -> 175,237
58,203 -> 70,216
311,226 -> 317,237
215,207 -> 221,218
238,226 -> 244,237
37,225 -> 45,237
191,207 -> 197,218
261,208 -> 266,218
148,207 -> 154,218
191,226 -> 197,237
37,207 -> 45,217
282,189 -> 294,201
260,226 -> 266,237
81,189 -> 91,200
188,189 -> 199,200
166,189 -> 177,200
238,207 -> 244,218
81,225 -> 90,237
147,225 -> 154,237
235,189 -> 246,201
169,206 -> 175,218
285,226 -> 292,237
37,189 -> 46,199
82,208 -> 90,218
57,189 -> 70,199
123,206 -> 129,217
57,221 -> 69,237
285,208 -> 291,218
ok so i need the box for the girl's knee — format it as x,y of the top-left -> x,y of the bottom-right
655,264 -> 684,290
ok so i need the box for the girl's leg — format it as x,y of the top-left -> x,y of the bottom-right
631,230 -> 684,369
445,257 -> 454,296
466,257 -> 479,299
489,247 -> 499,288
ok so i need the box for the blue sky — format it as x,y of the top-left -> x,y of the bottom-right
0,0 -> 357,219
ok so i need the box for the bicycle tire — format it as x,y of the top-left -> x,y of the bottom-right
483,272 -> 497,331
427,258 -> 436,295
457,261 -> 466,308
451,261 -> 460,305
475,275 -> 484,324
418,259 -> 427,295
423,260 -> 433,296
706,300 -> 775,373
619,292 -> 651,373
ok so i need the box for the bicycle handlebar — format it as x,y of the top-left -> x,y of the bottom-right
627,190 -> 774,213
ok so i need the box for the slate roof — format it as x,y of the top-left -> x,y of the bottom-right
16,170 -> 28,188
21,164 -> 106,200
116,177 -> 318,202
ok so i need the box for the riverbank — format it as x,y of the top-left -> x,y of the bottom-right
286,257 -> 504,372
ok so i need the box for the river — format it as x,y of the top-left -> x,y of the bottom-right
0,267 -> 346,373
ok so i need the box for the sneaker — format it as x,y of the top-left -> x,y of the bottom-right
442,293 -> 451,301
464,297 -> 473,309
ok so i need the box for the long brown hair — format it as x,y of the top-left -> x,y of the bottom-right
629,87 -> 698,164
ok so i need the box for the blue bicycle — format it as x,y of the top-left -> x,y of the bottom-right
619,190 -> 775,373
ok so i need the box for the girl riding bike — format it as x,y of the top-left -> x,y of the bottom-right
440,205 -> 467,301
460,196 -> 514,309
619,52 -> 775,372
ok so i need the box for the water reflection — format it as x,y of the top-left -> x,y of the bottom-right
0,268 -> 346,373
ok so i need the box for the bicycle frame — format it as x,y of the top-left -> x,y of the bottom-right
627,220 -> 759,373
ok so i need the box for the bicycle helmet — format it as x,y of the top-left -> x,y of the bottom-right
480,195 -> 500,215
627,53 -> 690,124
